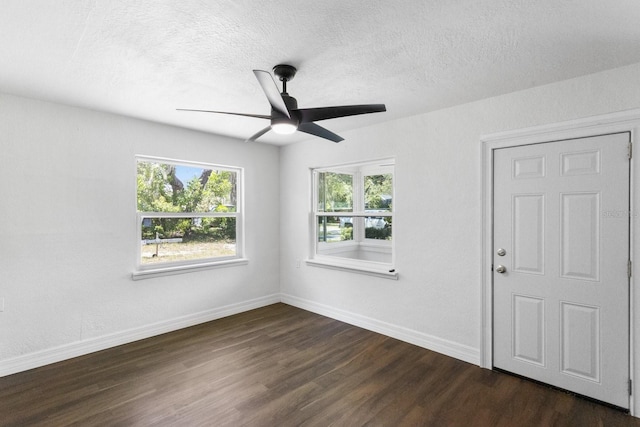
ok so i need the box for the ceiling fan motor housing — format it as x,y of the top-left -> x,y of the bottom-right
271,94 -> 299,130
281,94 -> 298,111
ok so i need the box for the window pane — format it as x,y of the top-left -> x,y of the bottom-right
140,217 -> 236,264
317,216 -> 354,243
364,173 -> 393,211
137,161 -> 237,213
318,172 -> 353,212
364,216 -> 392,240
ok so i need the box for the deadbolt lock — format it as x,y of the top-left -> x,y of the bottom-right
497,248 -> 506,256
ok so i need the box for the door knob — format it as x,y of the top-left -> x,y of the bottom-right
496,265 -> 507,274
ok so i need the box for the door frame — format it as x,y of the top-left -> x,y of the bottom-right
481,109 -> 640,416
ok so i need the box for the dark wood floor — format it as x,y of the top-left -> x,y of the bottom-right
1,303 -> 639,426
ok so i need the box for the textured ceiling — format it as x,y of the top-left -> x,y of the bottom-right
1,1 -> 640,145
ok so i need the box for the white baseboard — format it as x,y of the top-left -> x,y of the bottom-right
2,293 -> 480,378
0,294 -> 280,378
281,294 -> 481,365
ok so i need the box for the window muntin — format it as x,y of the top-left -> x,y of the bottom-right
313,160 -> 394,268
136,157 -> 242,271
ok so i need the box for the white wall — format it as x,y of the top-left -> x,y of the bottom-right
279,62 -> 640,365
3,61 -> 640,393
0,94 -> 281,374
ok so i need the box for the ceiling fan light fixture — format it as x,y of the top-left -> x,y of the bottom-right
270,115 -> 298,135
271,122 -> 297,134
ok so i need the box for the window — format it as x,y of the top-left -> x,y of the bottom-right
133,156 -> 245,279
310,159 -> 396,278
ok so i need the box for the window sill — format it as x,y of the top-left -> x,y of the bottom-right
132,258 -> 249,281
305,259 -> 398,280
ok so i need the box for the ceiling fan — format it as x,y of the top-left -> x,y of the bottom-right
177,64 -> 386,143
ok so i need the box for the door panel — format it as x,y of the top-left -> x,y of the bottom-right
513,194 -> 545,274
560,302 -> 600,381
512,294 -> 545,365
561,192 -> 600,280
493,133 -> 630,408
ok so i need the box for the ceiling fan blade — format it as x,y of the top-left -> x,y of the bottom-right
245,126 -> 271,142
294,104 -> 386,123
253,70 -> 290,118
176,108 -> 271,120
297,122 -> 344,143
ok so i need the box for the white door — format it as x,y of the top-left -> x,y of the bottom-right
493,132 -> 630,408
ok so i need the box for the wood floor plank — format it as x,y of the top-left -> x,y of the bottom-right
1,303 -> 639,426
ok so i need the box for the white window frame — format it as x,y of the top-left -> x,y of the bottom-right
308,159 -> 397,279
132,155 -> 246,280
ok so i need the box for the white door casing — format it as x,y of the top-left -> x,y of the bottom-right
492,133 -> 630,408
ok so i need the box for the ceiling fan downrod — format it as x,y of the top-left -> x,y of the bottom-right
273,64 -> 297,95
